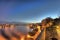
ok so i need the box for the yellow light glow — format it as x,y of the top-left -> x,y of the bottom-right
37,26 -> 41,32
56,26 -> 59,29
21,36 -> 24,40
27,35 -> 31,38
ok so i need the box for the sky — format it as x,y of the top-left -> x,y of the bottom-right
0,0 -> 60,23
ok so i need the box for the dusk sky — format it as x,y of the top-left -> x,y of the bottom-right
0,0 -> 60,23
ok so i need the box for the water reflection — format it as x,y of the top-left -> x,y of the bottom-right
15,25 -> 29,35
